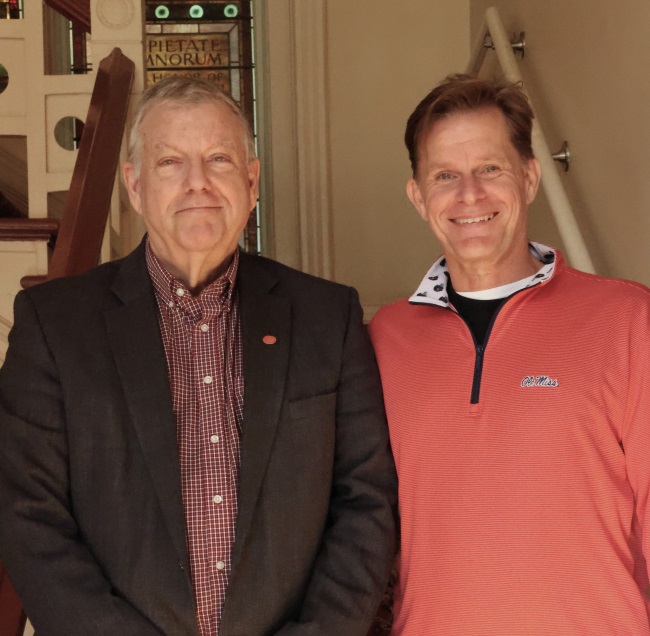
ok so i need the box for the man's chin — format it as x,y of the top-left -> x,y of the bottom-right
448,237 -> 500,262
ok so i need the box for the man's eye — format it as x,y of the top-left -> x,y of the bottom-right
159,159 -> 177,166
484,165 -> 499,173
436,172 -> 453,181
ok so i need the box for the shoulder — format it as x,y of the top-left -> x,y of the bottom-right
554,264 -> 650,307
26,258 -> 125,298
544,265 -> 650,336
371,299 -> 412,321
16,248 -> 142,321
368,299 -> 414,338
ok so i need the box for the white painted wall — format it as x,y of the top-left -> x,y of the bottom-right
325,1 -> 470,316
471,0 -> 650,286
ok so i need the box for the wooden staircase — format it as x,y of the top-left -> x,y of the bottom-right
0,47 -> 134,286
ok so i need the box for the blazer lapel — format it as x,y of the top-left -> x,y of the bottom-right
230,252 -> 291,573
104,245 -> 189,572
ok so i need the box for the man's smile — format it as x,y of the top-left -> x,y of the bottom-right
452,212 -> 496,225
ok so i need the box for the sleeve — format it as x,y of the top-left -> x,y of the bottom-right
275,288 -> 398,636
620,291 -> 650,594
0,291 -> 163,636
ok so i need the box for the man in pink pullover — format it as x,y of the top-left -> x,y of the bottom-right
369,74 -> 650,635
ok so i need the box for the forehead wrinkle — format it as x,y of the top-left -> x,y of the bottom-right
149,136 -> 238,156
140,101 -> 252,166
425,140 -> 513,167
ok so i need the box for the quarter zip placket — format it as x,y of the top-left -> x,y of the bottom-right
470,342 -> 485,404
448,284 -> 540,406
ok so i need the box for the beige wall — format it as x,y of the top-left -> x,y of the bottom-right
325,1 -> 469,315
470,0 -> 650,286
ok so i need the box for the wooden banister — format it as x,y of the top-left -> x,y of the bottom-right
47,47 -> 134,281
0,218 -> 59,242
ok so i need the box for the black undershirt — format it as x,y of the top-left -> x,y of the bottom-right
447,278 -> 504,346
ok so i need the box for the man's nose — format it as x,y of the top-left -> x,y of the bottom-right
456,174 -> 485,204
184,159 -> 211,191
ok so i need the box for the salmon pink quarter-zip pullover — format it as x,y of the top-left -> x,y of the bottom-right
369,247 -> 650,635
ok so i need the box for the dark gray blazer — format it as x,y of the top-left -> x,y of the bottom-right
0,243 -> 397,636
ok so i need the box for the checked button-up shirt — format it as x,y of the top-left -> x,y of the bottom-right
147,241 -> 244,635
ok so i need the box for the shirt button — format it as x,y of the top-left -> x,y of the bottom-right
167,300 -> 174,309
210,434 -> 219,443
200,323 -> 209,333
213,494 -> 223,504
216,561 -> 225,570
203,375 -> 213,384
175,288 -> 185,297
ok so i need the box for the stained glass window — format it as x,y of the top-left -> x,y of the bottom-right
1,0 -> 22,19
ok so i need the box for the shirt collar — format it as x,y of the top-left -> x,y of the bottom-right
146,239 -> 239,321
409,241 -> 556,308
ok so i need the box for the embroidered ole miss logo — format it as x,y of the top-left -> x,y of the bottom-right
521,375 -> 559,388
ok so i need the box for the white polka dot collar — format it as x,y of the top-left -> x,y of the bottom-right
409,242 -> 557,308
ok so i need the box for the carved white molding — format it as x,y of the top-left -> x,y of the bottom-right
96,0 -> 136,31
253,0 -> 299,269
291,0 -> 332,279
254,0 -> 332,279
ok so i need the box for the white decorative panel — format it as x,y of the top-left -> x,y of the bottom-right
92,0 -> 142,40
45,93 -> 91,174
0,242 -> 47,327
0,38 -> 26,117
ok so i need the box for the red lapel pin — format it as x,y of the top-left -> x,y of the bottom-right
262,335 -> 277,345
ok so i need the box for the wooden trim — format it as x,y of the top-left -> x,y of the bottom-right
0,218 -> 59,242
19,275 -> 47,289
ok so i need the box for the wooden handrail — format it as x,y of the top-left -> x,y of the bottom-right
0,218 -> 59,242
47,47 -> 134,282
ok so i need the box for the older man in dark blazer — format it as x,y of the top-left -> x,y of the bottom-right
0,77 -> 396,635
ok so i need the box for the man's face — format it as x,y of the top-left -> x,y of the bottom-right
406,107 -> 540,283
122,100 -> 259,282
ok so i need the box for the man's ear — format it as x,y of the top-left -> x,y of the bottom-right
122,162 -> 142,215
247,158 -> 261,210
524,157 -> 541,205
406,178 -> 428,222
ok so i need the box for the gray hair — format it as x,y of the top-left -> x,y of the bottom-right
127,76 -> 256,175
